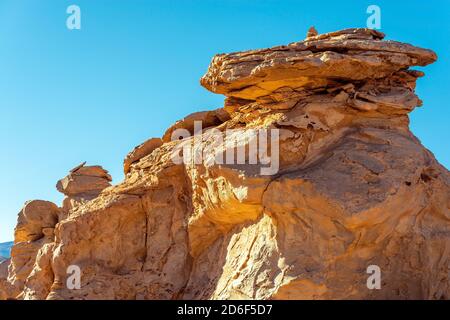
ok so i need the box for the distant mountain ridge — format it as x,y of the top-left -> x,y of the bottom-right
0,242 -> 13,259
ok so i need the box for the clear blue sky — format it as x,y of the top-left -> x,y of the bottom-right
0,0 -> 449,242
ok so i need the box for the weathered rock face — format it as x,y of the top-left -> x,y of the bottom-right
0,259 -> 8,275
124,138 -> 163,174
0,259 -> 10,300
1,28 -> 449,300
0,200 -> 60,299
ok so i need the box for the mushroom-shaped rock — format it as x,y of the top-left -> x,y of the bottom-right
1,27 -> 449,301
56,163 -> 112,197
200,28 -> 437,101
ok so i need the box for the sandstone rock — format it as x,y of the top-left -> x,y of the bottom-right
162,108 -> 230,143
57,163 -> 112,197
124,138 -> 163,174
3,200 -> 61,299
0,259 -> 9,279
1,28 -> 449,300
57,163 -> 112,214
0,258 -> 10,300
22,243 -> 55,300
200,28 -> 436,101
14,200 -> 59,243
306,26 -> 318,38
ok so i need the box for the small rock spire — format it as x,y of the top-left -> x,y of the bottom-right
306,26 -> 318,38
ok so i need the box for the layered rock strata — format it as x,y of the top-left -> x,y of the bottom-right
1,28 -> 449,300
57,163 -> 112,216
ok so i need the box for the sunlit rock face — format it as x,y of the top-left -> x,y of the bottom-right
1,28 -> 449,300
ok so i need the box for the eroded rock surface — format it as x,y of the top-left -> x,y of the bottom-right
1,28 -> 449,300
124,138 -> 163,174
57,163 -> 112,216
0,258 -> 10,300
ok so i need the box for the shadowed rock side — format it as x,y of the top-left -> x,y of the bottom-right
1,28 -> 449,300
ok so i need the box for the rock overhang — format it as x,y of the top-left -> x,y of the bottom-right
200,28 -> 437,101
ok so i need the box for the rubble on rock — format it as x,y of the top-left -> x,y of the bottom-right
1,28 -> 449,300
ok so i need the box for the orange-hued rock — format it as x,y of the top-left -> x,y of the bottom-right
57,163 -> 112,197
0,258 -> 10,300
1,28 -> 449,300
57,163 -> 112,216
124,138 -> 163,174
161,108 -> 230,143
2,200 -> 60,299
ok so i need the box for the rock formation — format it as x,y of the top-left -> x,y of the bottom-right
57,163 -> 112,216
0,28 -> 449,300
0,259 -> 9,300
